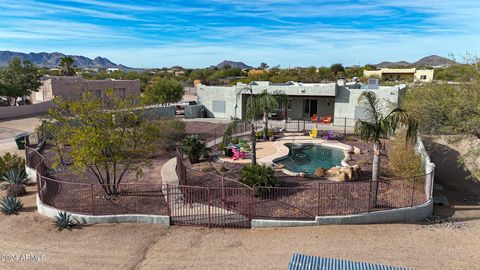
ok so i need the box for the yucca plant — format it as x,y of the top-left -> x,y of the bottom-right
2,168 -> 28,197
54,211 -> 75,231
0,196 -> 23,215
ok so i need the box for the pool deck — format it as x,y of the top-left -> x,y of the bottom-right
220,135 -> 357,167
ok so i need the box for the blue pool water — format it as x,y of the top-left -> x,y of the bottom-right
274,143 -> 344,175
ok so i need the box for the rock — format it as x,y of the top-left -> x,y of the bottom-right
340,167 -> 353,180
336,172 -> 348,182
314,168 -> 327,177
326,167 -> 340,178
347,146 -> 355,154
354,147 -> 362,154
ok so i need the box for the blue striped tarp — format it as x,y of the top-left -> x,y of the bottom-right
288,254 -> 413,270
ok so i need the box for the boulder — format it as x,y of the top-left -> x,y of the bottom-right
336,172 -> 348,182
340,166 -> 353,180
314,168 -> 327,177
326,167 -> 340,178
347,146 -> 355,154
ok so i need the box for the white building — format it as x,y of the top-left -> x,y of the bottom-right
196,80 -> 406,121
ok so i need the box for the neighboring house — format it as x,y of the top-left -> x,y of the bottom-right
31,76 -> 141,103
106,68 -> 120,73
364,68 -> 434,82
196,80 -> 406,120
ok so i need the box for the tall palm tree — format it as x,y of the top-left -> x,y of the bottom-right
59,56 -> 75,76
355,91 -> 418,206
223,86 -> 277,165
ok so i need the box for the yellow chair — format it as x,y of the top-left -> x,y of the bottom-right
309,128 -> 318,138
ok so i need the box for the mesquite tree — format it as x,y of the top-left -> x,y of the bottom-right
46,89 -> 167,196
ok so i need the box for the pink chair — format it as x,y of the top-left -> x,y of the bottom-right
231,147 -> 246,160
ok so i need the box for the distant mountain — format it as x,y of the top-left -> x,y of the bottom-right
215,60 -> 252,69
413,55 -> 456,67
374,55 -> 456,68
374,61 -> 411,68
0,51 -> 130,69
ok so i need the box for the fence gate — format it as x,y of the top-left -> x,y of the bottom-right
167,185 -> 253,228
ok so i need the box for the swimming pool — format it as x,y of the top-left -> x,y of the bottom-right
274,143 -> 344,175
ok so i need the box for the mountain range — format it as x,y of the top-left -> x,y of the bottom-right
0,51 -> 128,69
374,55 -> 456,68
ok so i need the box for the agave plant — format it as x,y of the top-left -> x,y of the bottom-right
2,168 -> 28,197
54,211 -> 75,231
0,196 -> 23,215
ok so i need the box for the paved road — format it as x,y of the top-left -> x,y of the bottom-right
0,117 -> 42,157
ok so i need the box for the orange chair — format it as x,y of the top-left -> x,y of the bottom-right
311,114 -> 318,122
322,115 -> 332,124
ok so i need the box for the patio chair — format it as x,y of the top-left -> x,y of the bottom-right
322,115 -> 332,124
311,114 -> 318,122
231,147 -> 246,160
309,128 -> 318,138
322,130 -> 335,140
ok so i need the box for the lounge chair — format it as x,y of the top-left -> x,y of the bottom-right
309,128 -> 318,138
231,147 -> 246,160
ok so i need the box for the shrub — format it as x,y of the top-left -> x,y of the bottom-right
156,119 -> 186,150
0,152 -> 25,175
0,196 -> 23,215
2,168 -> 28,197
255,129 -> 273,139
239,164 -> 277,189
181,135 -> 211,164
54,211 -> 75,231
388,131 -> 425,177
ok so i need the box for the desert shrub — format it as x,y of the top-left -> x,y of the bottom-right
2,168 -> 28,197
156,119 -> 186,150
54,212 -> 75,231
388,131 -> 424,177
0,152 -> 25,175
181,135 -> 211,164
0,196 -> 23,215
255,129 -> 273,139
239,164 -> 277,189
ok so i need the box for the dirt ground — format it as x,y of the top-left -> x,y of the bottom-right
0,185 -> 478,270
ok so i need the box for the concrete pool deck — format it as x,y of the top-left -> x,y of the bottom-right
220,135 -> 358,168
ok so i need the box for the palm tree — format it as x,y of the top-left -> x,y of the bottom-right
222,86 -> 277,165
59,56 -> 75,76
355,91 -> 418,206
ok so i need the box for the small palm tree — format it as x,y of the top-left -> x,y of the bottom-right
59,56 -> 75,76
355,91 -> 418,206
223,87 -> 278,165
2,168 -> 28,197
181,135 -> 211,164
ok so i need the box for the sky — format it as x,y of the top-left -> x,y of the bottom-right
0,0 -> 479,68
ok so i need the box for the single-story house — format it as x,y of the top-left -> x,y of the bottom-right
196,80 -> 406,121
31,76 -> 141,103
364,68 -> 434,82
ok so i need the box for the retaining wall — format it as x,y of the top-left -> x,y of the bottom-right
0,101 -> 54,120
36,195 -> 170,225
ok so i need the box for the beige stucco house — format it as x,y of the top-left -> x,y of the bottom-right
363,68 -> 434,82
31,76 -> 141,103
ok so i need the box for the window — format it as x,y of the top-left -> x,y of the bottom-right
420,75 -> 427,80
287,99 -> 292,110
212,100 -> 226,113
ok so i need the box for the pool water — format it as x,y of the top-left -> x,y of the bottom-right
274,143 -> 344,175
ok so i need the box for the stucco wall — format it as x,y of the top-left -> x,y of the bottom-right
0,101 -> 54,120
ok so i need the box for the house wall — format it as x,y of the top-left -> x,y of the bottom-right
414,69 -> 434,82
31,76 -> 141,103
